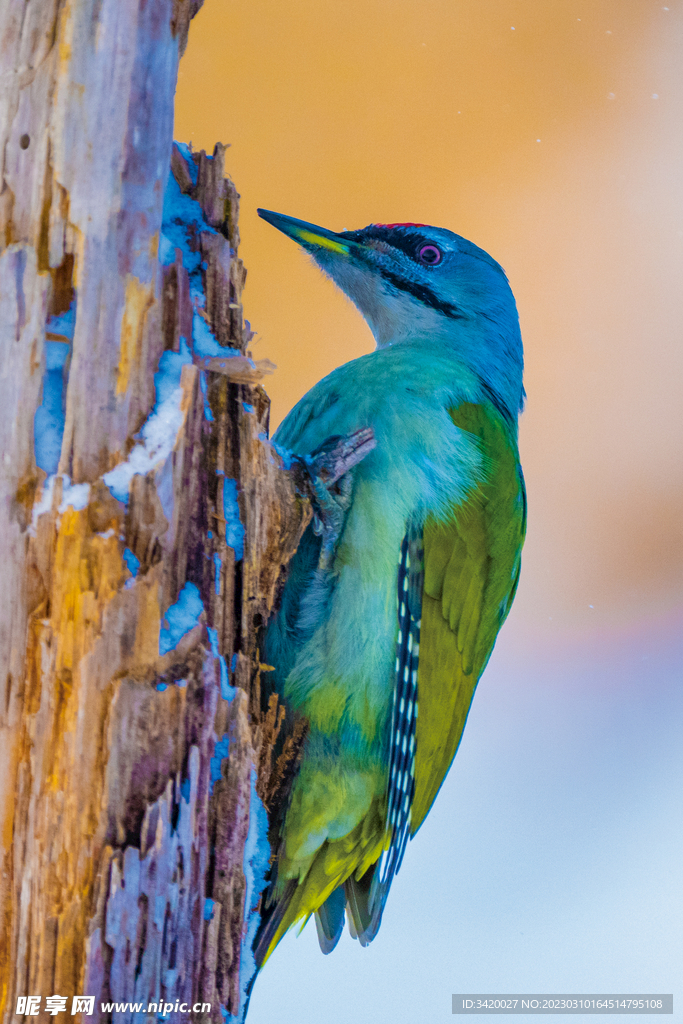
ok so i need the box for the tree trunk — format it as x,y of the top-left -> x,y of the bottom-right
0,2 -> 311,1021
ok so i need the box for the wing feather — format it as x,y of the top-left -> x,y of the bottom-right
346,526 -> 423,943
411,402 -> 526,833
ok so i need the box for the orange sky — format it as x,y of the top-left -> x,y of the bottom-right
175,0 -> 683,637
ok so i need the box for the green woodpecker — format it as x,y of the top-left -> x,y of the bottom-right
255,210 -> 526,963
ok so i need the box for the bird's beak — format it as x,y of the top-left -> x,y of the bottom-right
257,209 -> 352,256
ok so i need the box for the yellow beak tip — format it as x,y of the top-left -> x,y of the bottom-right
296,229 -> 350,255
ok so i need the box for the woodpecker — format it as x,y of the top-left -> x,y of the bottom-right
255,209 -> 526,963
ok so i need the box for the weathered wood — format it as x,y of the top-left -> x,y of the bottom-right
0,3 -> 318,1022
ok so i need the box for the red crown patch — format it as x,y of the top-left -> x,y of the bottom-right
372,223 -> 427,229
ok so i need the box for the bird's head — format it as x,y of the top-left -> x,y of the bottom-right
258,209 -> 524,417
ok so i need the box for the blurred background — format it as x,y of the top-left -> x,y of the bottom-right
175,2 -> 683,1021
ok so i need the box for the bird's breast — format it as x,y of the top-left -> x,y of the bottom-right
283,395 -> 482,754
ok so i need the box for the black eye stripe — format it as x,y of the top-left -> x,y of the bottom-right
340,225 -> 437,262
339,224 -> 464,317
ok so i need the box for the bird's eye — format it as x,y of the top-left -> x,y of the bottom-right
417,244 -> 442,266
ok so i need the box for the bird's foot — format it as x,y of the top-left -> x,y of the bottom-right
311,472 -> 353,568
292,428 -> 376,570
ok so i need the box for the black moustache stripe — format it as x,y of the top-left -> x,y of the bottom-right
378,267 -> 466,320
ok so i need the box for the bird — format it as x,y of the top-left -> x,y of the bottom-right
254,208 -> 526,965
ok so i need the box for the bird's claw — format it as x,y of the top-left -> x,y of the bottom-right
292,427 -> 377,570
311,473 -> 354,568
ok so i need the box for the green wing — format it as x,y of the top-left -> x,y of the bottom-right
411,402 -> 526,833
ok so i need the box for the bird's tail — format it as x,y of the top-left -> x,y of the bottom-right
344,863 -> 389,946
314,886 -> 346,953
252,810 -> 390,967
255,868 -> 384,966
252,879 -> 297,970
